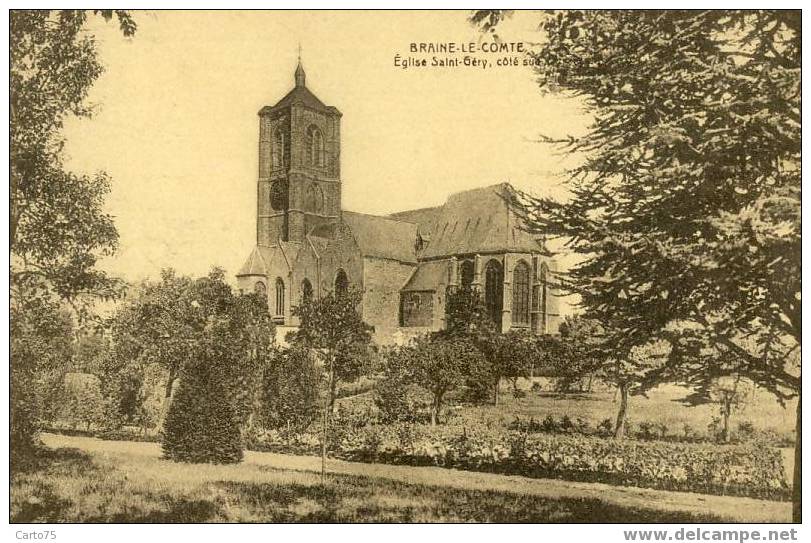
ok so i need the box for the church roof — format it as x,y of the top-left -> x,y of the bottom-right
418,183 -> 544,259
236,243 -> 300,277
387,205 -> 443,237
401,260 -> 447,292
342,211 -> 418,264
259,61 -> 339,115
270,85 -> 331,112
237,246 -> 268,276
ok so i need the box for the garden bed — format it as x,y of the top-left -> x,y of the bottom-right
248,423 -> 790,501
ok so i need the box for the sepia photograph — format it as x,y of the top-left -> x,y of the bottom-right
7,6 -> 803,528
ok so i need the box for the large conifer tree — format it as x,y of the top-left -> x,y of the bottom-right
473,9 -> 800,520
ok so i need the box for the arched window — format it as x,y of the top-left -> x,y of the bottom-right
274,278 -> 285,316
335,269 -> 349,296
459,260 -> 474,289
512,261 -> 531,326
484,260 -> 504,328
254,281 -> 267,297
306,125 -> 324,167
305,183 -> 324,213
301,278 -> 313,304
272,128 -> 285,169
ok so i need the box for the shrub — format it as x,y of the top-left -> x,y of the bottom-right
512,388 -> 527,399
260,346 -> 320,432
375,375 -> 415,423
58,372 -> 106,431
708,416 -> 722,441
530,382 -> 542,393
637,421 -> 656,440
541,414 -> 558,432
162,358 -> 243,464
597,418 -> 614,436
559,415 -> 575,433
737,420 -> 756,440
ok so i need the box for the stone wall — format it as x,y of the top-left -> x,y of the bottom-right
361,257 -> 417,337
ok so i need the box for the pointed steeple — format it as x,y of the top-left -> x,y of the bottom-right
294,45 -> 306,87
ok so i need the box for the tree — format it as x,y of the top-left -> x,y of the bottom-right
376,345 -> 431,424
394,336 -> 484,425
674,334 -> 773,443
289,289 -> 373,480
473,9 -> 800,520
552,316 -> 602,392
442,287 -> 536,405
59,372 -> 106,431
683,375 -> 751,443
440,286 -> 504,403
10,297 -> 74,456
10,10 -> 136,459
11,9 -> 136,308
260,346 -> 321,432
443,286 -> 494,338
111,271 -> 199,405
603,340 -> 670,438
132,364 -> 166,436
159,268 -> 274,464
476,331 -> 534,405
289,290 -> 373,410
375,372 -> 414,424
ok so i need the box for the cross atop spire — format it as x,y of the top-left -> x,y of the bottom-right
294,46 -> 306,87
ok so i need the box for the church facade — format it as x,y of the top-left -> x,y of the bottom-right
237,62 -> 561,344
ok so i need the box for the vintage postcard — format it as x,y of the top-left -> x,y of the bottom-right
8,8 -> 802,530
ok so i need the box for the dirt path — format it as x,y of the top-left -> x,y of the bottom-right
41,433 -> 792,523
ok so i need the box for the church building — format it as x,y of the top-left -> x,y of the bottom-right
237,61 -> 561,344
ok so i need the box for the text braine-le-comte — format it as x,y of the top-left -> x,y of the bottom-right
409,42 -> 525,54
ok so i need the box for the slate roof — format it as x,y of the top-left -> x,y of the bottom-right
268,85 -> 332,112
401,260 -> 447,292
387,206 -> 443,237
258,63 -> 339,115
418,183 -> 543,259
236,243 -> 299,277
342,211 -> 418,264
237,246 -> 268,276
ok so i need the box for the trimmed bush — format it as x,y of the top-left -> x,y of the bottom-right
260,346 -> 320,432
162,358 -> 243,464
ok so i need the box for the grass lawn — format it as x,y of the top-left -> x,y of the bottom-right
10,434 -> 753,523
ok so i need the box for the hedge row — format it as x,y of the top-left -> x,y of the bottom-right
249,423 -> 789,501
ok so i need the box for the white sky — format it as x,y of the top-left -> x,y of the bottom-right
61,10 -> 591,286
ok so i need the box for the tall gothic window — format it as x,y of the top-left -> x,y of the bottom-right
537,263 -> 549,333
460,260 -> 474,289
301,278 -> 313,304
484,260 -> 504,328
274,277 -> 285,316
305,183 -> 324,213
306,125 -> 324,167
272,128 -> 285,169
335,269 -> 349,296
512,260 -> 530,326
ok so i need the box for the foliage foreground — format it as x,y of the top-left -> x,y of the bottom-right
9,435 -> 751,523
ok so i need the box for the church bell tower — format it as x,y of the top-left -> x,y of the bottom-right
256,58 -> 342,245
